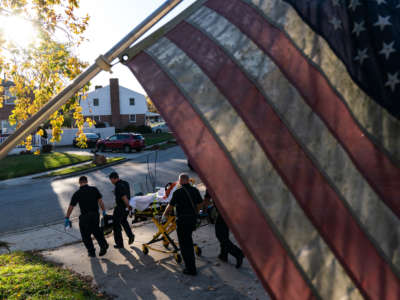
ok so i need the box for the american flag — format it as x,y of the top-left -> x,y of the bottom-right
121,0 -> 400,299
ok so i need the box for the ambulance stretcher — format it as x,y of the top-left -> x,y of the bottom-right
129,184 -> 202,263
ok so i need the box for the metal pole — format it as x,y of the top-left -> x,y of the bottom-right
0,0 -> 183,160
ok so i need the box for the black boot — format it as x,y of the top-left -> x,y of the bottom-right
235,254 -> 244,268
99,244 -> 109,256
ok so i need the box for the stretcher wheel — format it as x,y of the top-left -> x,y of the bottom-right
163,240 -> 170,249
142,245 -> 149,255
174,253 -> 182,264
194,245 -> 202,257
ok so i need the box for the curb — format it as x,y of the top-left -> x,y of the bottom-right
52,158 -> 130,181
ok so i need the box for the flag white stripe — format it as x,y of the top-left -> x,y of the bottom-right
147,37 -> 363,300
243,0 -> 400,163
188,6 -> 400,270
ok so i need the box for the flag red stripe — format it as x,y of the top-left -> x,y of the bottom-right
128,52 -> 317,300
206,0 -> 400,226
166,21 -> 400,300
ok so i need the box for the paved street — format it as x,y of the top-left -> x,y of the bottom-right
0,146 -> 199,234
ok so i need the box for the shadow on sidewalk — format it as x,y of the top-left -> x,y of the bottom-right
89,244 -> 254,300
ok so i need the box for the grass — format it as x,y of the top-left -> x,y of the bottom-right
0,152 -> 93,180
158,141 -> 178,150
0,251 -> 107,300
48,157 -> 124,176
143,133 -> 174,146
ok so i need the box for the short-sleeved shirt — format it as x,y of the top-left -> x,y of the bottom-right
170,184 -> 203,220
70,185 -> 102,215
114,179 -> 130,208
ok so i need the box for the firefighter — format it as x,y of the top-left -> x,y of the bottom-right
65,176 -> 108,257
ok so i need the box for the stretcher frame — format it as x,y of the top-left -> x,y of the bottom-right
134,204 -> 202,263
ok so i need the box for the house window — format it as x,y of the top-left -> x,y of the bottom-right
93,115 -> 101,122
1,120 -> 15,133
4,88 -> 15,105
129,114 -> 136,123
93,98 -> 99,106
129,98 -> 135,106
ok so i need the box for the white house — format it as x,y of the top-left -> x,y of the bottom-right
80,78 -> 148,129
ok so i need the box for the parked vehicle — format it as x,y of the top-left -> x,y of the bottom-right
73,133 -> 100,148
0,133 -> 10,145
152,123 -> 169,134
96,133 -> 145,153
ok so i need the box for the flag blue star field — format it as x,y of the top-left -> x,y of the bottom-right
121,0 -> 400,299
285,0 -> 400,119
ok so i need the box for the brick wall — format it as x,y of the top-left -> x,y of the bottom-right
0,104 -> 14,121
110,78 -> 121,128
119,114 -> 146,129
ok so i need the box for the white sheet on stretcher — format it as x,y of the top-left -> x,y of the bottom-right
129,188 -> 171,211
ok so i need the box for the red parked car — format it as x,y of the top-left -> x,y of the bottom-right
96,133 -> 145,153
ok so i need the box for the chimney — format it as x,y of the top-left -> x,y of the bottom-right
95,85 -> 103,90
109,78 -> 121,128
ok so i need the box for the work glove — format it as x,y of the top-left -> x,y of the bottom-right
64,217 -> 71,229
102,210 -> 107,217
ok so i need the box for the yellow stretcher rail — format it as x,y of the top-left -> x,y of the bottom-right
135,204 -> 201,263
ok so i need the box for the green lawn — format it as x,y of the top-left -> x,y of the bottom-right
0,251 -> 106,300
49,157 -> 124,176
158,141 -> 178,150
0,152 -> 92,180
143,133 -> 174,146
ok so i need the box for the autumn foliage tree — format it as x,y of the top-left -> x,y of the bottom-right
0,0 -> 93,150
146,96 -> 159,114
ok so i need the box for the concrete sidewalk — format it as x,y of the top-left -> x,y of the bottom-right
0,218 -> 268,300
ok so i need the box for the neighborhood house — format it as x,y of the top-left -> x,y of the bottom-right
80,78 -> 148,129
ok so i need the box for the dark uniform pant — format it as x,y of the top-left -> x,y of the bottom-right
79,212 -> 108,255
215,214 -> 243,260
113,206 -> 134,247
177,219 -> 196,272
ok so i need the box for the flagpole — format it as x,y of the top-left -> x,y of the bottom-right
0,0 -> 183,160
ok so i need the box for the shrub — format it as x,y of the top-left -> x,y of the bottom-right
95,122 -> 106,128
136,125 -> 152,134
123,124 -> 137,132
19,150 -> 32,155
41,144 -> 53,153
123,124 -> 152,134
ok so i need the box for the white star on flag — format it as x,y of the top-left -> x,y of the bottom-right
352,21 -> 366,37
379,41 -> 396,60
354,48 -> 369,65
373,15 -> 391,31
329,17 -> 342,30
385,72 -> 400,92
349,0 -> 361,11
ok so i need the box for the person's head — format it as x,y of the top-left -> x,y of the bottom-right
109,171 -> 119,185
178,173 -> 189,185
79,176 -> 88,187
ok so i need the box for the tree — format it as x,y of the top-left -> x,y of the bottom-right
0,0 -> 93,150
146,96 -> 159,114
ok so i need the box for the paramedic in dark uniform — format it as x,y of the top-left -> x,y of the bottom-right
65,176 -> 108,257
204,189 -> 244,268
109,171 -> 135,249
161,173 -> 203,275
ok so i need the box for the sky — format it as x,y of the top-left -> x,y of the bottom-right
77,0 -> 196,94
